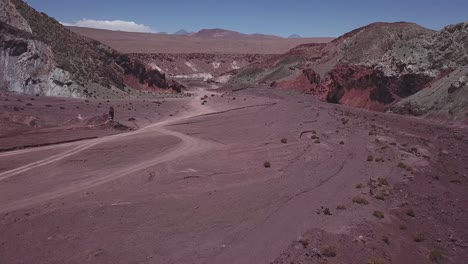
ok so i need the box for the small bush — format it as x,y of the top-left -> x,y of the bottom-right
353,196 -> 369,205
323,208 -> 332,215
414,232 -> 425,242
356,183 -> 364,189
367,155 -> 374,162
340,141 -> 345,145
399,224 -> 408,230
406,209 -> 415,217
281,138 -> 288,144
314,140 -> 321,144
321,245 -> 337,257
263,161 -> 271,168
373,211 -> 385,219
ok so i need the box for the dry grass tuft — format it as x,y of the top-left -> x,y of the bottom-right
352,196 -> 369,205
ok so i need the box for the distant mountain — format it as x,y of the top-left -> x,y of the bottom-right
173,29 -> 192,35
68,26 -> 334,54
194,28 -> 282,39
195,28 -> 242,38
288,34 -> 301,38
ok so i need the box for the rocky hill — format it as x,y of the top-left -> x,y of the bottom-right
228,22 -> 467,121
0,0 -> 182,98
391,22 -> 468,122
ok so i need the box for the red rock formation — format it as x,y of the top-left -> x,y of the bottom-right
276,64 -> 435,111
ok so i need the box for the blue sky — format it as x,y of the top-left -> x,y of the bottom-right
25,0 -> 468,37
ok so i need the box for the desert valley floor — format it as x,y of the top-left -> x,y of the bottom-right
0,83 -> 467,264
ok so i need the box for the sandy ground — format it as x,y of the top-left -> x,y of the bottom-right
0,85 -> 467,264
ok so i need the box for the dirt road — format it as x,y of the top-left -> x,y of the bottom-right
0,88 -> 218,213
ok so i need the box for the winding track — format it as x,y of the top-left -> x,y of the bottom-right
0,88 -> 218,213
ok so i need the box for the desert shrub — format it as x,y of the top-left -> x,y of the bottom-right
367,155 -> 374,162
281,138 -> 288,144
373,211 -> 385,219
336,205 -> 346,210
323,208 -> 332,215
399,224 -> 408,230
321,245 -> 337,257
406,208 -> 415,217
263,161 -> 271,168
356,183 -> 364,189
340,141 -> 345,145
414,232 -> 425,242
352,196 -> 369,205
